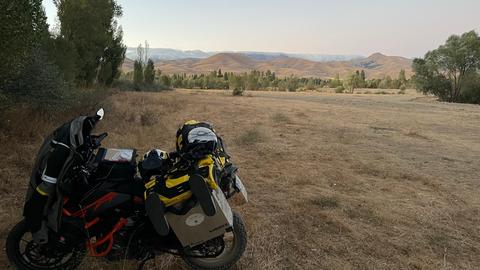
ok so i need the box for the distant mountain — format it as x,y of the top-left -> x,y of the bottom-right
122,50 -> 412,79
238,51 -> 362,62
125,47 -> 363,62
123,52 -> 411,79
125,47 -> 214,61
350,53 -> 413,78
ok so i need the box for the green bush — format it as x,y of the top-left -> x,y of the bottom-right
312,196 -> 339,209
232,88 -> 244,96
335,86 -> 345,93
457,73 -> 480,104
3,48 -> 72,113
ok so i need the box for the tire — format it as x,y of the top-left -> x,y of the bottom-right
182,211 -> 247,270
6,219 -> 85,270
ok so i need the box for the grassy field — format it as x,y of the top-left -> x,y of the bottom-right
1,89 -> 479,269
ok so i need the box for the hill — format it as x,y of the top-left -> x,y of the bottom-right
122,52 -> 413,79
125,47 -> 362,62
350,53 -> 414,78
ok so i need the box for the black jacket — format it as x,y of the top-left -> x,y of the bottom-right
24,116 -> 89,232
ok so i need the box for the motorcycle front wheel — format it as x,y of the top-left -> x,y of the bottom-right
182,211 -> 247,270
6,219 -> 85,270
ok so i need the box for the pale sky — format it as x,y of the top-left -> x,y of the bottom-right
42,0 -> 480,58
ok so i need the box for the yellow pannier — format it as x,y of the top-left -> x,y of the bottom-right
144,155 -> 222,207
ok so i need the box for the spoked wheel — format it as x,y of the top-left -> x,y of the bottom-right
182,211 -> 247,270
6,219 -> 85,270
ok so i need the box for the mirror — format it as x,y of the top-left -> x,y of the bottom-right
96,108 -> 104,120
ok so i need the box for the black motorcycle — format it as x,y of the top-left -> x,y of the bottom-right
6,109 -> 248,270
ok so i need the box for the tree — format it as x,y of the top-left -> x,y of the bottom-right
305,79 -> 315,90
0,0 -> 50,89
286,76 -> 299,92
133,60 -> 143,87
360,70 -> 366,82
50,36 -> 79,82
144,59 -> 155,85
55,0 -> 124,86
143,40 -> 149,65
359,70 -> 366,88
229,74 -> 245,94
246,71 -> 259,90
160,75 -> 171,88
329,74 -> 342,88
344,72 -> 360,93
413,30 -> 480,103
98,26 -> 126,86
398,69 -> 407,85
379,76 -> 393,89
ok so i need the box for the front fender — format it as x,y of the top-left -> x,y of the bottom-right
233,176 -> 248,204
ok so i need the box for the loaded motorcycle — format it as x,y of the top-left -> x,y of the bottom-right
6,109 -> 248,270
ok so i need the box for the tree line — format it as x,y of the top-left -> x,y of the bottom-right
0,0 -> 126,112
123,66 -> 411,94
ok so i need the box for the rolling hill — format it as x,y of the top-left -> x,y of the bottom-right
122,52 -> 413,79
125,47 -> 362,62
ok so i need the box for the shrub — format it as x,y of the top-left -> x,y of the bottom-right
232,88 -> 244,96
335,86 -> 345,93
237,126 -> 267,145
3,48 -> 72,113
312,196 -> 339,209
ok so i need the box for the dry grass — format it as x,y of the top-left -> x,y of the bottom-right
1,89 -> 480,269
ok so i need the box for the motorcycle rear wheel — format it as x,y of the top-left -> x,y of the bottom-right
182,211 -> 247,270
6,219 -> 85,270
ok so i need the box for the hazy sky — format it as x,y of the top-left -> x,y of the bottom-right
42,0 -> 480,58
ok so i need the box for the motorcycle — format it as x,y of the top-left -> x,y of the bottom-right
6,109 -> 248,270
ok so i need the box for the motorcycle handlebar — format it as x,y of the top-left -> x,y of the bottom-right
97,132 -> 108,142
90,132 -> 108,149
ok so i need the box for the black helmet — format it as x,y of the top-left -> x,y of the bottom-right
176,120 -> 218,159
